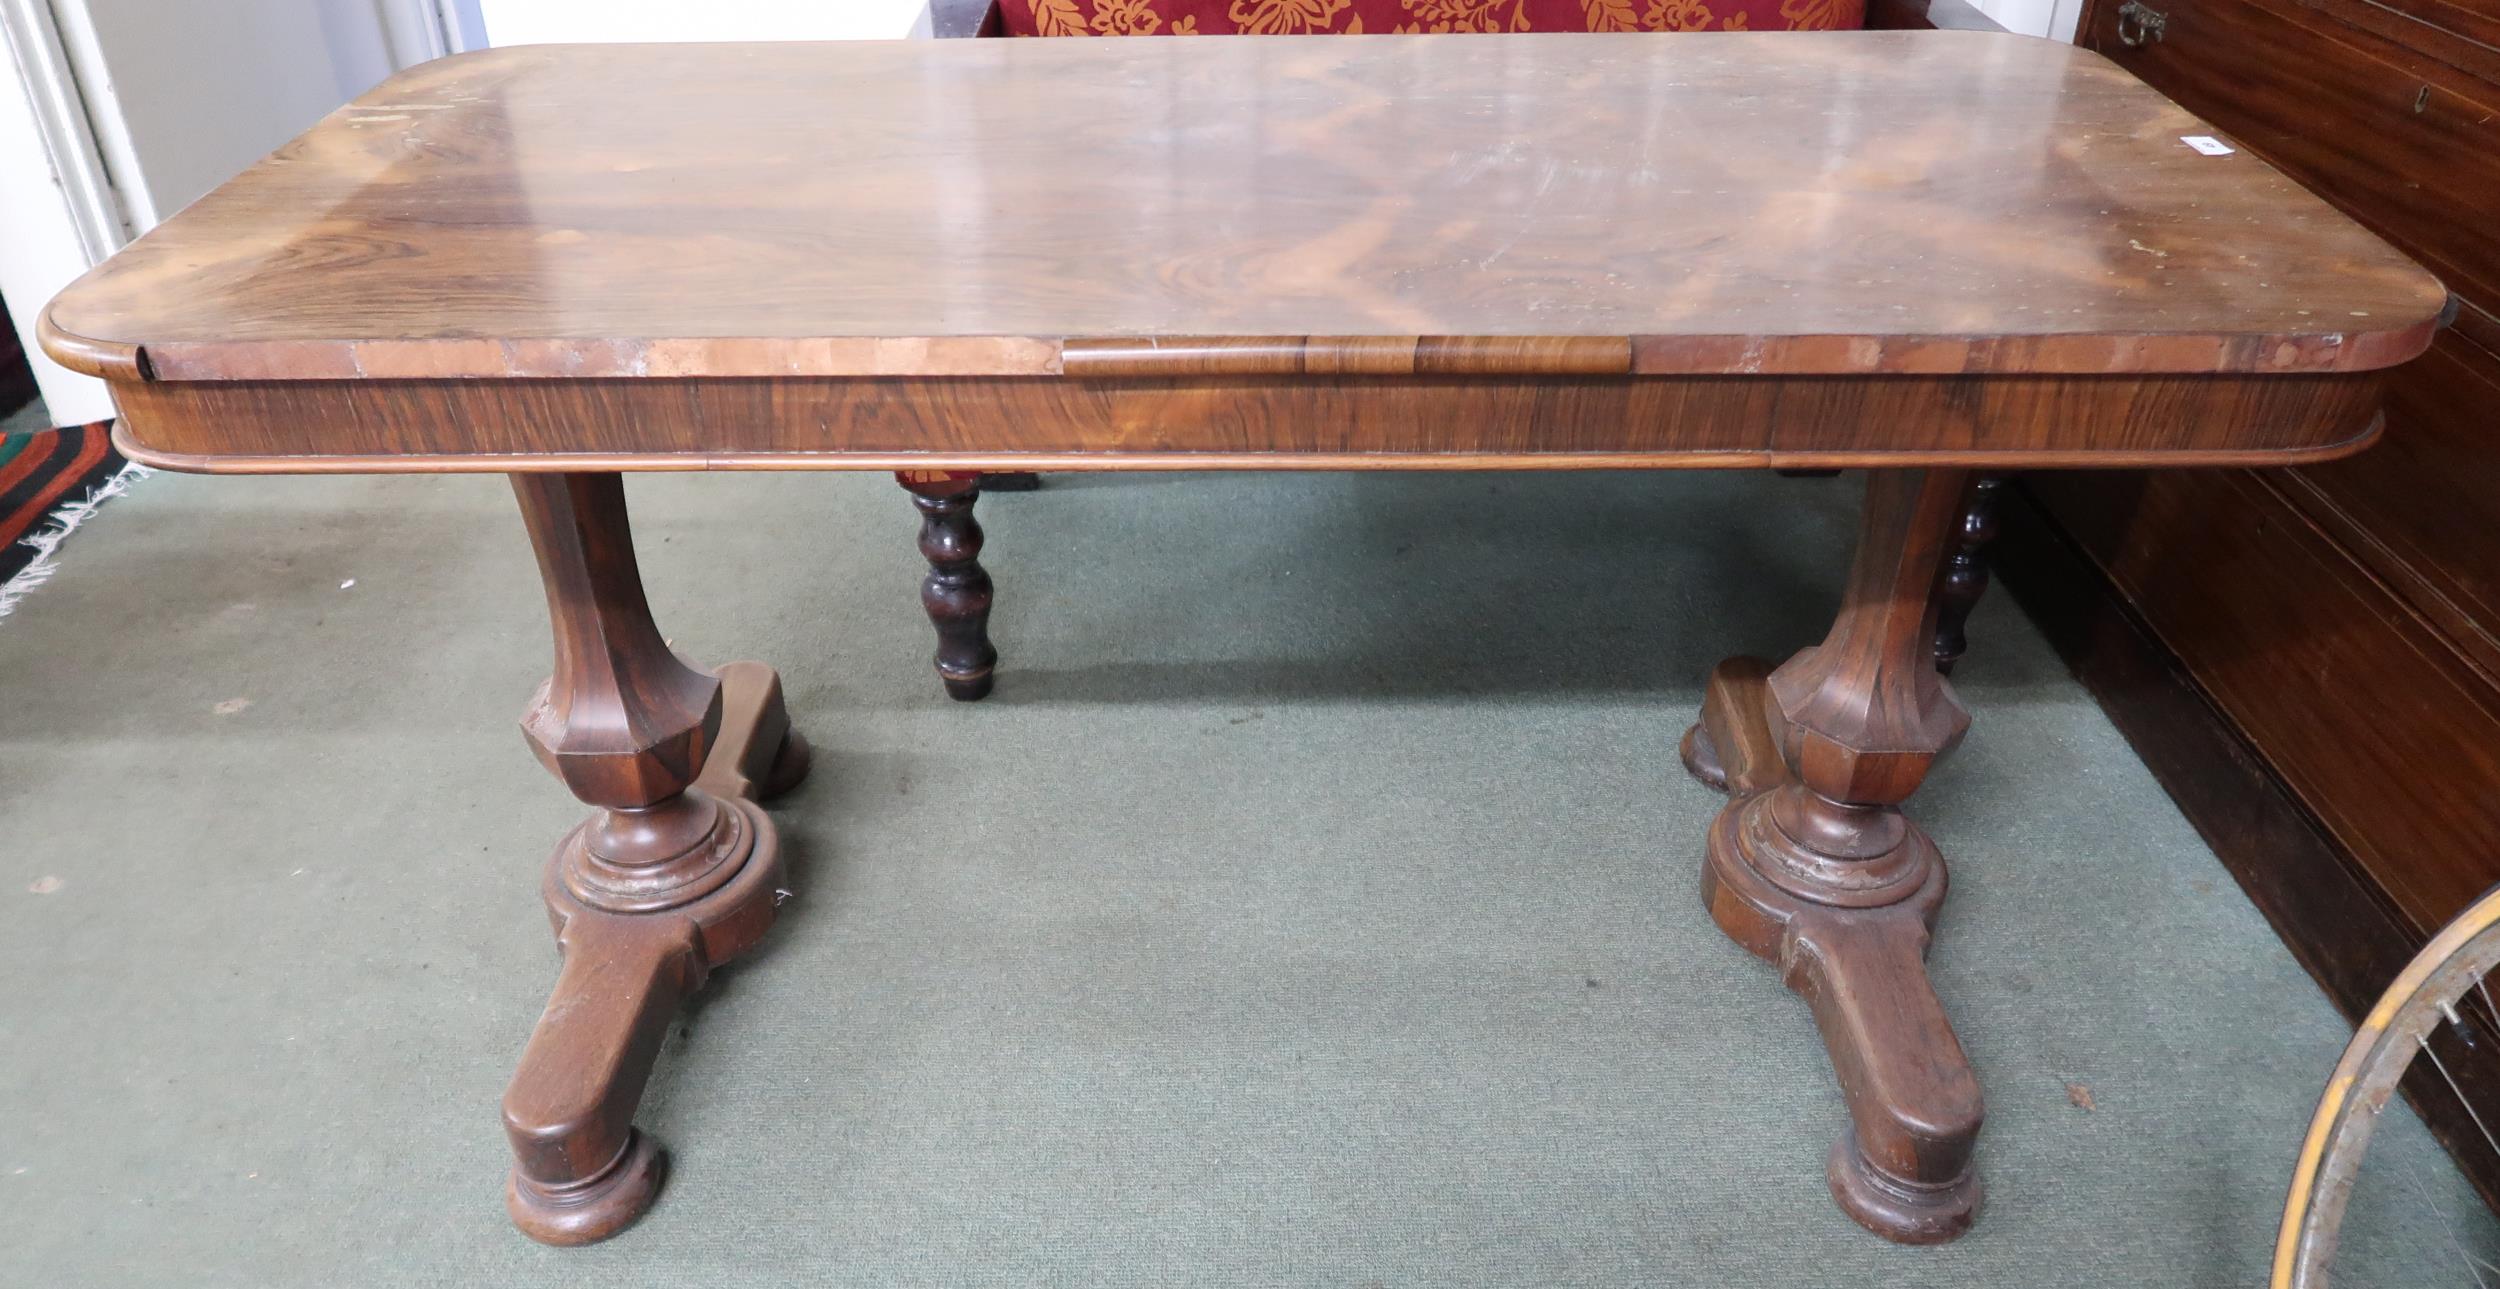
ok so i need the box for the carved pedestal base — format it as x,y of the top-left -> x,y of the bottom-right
503,661 -> 810,1245
504,795 -> 779,1243
1680,469 -> 1985,1243
1688,657 -> 1982,1244
1703,847 -> 1979,1246
504,472 -> 817,1245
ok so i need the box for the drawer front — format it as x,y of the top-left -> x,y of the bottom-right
2087,0 -> 2500,324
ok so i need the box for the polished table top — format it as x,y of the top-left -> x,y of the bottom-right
44,32 -> 2443,384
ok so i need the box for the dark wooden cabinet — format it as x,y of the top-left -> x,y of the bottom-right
2006,0 -> 2500,1206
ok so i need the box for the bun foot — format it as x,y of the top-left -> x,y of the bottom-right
1829,1135 -> 1980,1246
507,1129 -> 667,1246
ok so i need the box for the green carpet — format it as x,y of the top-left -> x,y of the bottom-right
0,467 -> 2489,1286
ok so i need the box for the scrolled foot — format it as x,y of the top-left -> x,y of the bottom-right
1828,1135 -> 1981,1246
507,1129 -> 668,1247
1685,657 -> 1786,798
1703,786 -> 1984,1246
759,729 -> 812,800
501,806 -> 782,1246
1680,723 -> 1729,794
695,661 -> 813,802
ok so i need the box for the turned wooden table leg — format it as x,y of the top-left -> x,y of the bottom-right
502,473 -> 811,1245
1932,475 -> 2005,676
896,471 -> 998,701
1682,468 -> 1985,1244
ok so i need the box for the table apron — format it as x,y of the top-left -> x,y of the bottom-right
104,371 -> 2387,474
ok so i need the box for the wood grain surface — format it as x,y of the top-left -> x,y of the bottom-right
42,33 -> 2444,386
98,366 -> 2389,473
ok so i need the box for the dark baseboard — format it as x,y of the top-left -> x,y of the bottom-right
1993,477 -> 2500,1217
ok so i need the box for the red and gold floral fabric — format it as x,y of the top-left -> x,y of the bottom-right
999,0 -> 1862,37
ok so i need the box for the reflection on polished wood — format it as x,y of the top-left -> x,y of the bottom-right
47,34 -> 2441,400
48,33 -> 2444,474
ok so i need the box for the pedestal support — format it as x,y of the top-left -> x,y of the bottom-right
502,473 -> 811,1245
1684,468 -> 1984,1244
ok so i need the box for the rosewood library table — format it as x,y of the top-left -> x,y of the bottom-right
43,32 -> 2443,1248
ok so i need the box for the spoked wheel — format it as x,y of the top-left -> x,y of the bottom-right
2277,884 -> 2500,1287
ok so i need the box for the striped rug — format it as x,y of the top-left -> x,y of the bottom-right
0,421 -> 128,588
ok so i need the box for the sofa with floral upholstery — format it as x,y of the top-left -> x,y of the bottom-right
933,0 -> 2001,38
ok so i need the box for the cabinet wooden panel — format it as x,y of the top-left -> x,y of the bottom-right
2288,335 -> 2500,686
2056,0 -> 2500,924
2016,0 -> 2500,1206
2086,0 -> 2500,757
2029,465 -> 2500,931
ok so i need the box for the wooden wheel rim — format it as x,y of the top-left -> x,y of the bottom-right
2275,882 -> 2500,1288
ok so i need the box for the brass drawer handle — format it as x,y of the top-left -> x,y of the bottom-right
2117,0 -> 2168,47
